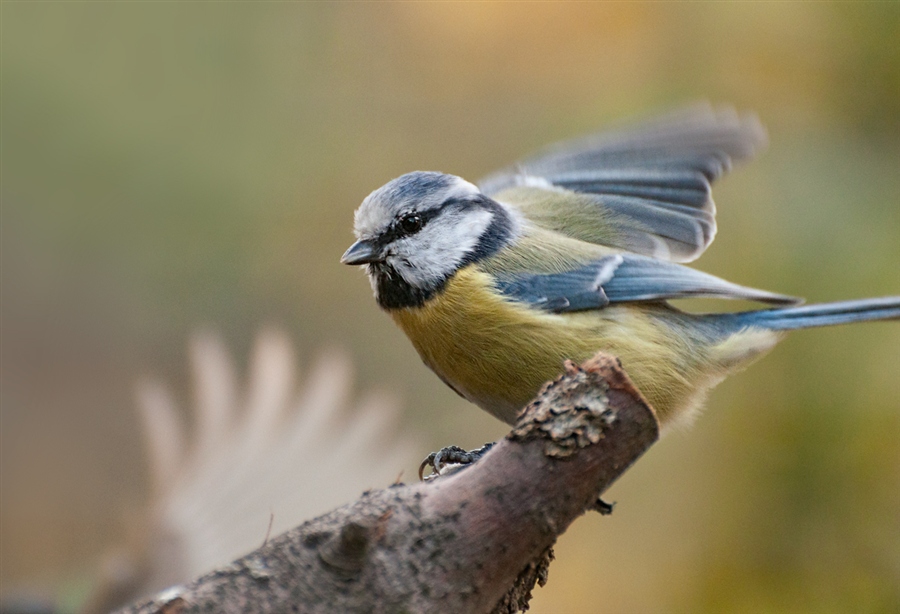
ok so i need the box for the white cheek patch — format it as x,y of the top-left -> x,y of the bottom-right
390,208 -> 494,289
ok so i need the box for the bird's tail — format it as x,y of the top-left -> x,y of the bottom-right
713,296 -> 900,332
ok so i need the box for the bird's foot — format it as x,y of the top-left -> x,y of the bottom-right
418,442 -> 495,480
592,497 -> 616,515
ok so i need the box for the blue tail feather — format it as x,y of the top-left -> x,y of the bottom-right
713,297 -> 900,332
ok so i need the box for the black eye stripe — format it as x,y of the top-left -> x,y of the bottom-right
374,195 -> 489,249
378,207 -> 442,244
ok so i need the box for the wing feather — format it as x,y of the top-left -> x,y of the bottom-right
493,254 -> 801,313
481,103 -> 766,262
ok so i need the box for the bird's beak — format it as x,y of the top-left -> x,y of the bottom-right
341,240 -> 382,265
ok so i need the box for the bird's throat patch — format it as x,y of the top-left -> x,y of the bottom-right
370,261 -> 444,310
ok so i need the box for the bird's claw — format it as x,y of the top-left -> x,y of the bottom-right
593,497 -> 615,515
418,442 -> 495,480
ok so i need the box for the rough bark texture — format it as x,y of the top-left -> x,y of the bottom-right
117,353 -> 659,614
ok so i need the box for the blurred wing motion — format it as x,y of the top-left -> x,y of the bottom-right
494,253 -> 800,313
83,329 -> 419,613
480,103 -> 767,262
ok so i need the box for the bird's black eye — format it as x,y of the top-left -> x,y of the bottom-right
399,213 -> 424,234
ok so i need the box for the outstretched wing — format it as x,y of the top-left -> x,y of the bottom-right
480,104 -> 766,263
493,254 -> 800,313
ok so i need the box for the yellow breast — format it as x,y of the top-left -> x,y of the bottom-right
389,265 -> 721,425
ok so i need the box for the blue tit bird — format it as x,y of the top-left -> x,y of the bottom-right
341,105 -> 900,429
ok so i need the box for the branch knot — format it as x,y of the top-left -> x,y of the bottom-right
508,358 -> 617,458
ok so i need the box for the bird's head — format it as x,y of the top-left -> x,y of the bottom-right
342,171 -> 515,309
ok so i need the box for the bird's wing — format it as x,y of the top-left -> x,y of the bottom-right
493,254 -> 800,313
479,103 -> 766,263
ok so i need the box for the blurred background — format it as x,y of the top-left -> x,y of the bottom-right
2,3 -> 898,613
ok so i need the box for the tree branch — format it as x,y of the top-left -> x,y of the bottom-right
116,353 -> 659,614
